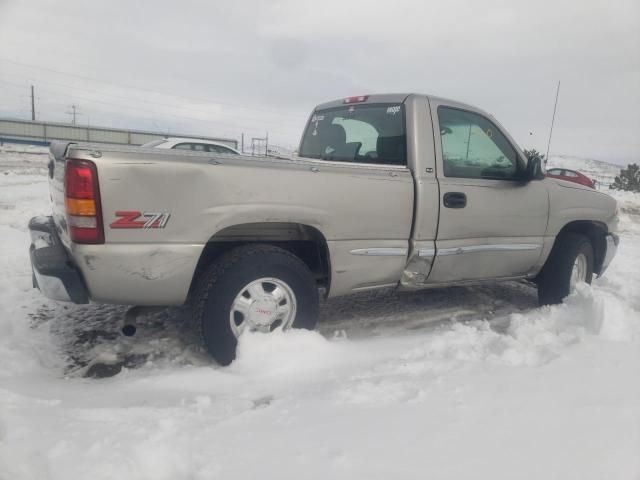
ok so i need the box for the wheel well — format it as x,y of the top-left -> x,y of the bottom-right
188,222 -> 331,298
555,220 -> 608,275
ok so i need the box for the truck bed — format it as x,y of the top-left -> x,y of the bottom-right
47,141 -> 415,304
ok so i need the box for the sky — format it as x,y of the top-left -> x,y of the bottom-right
0,0 -> 638,163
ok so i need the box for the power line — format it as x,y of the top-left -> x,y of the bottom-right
0,72 -> 304,127
0,57 -> 308,121
0,78 -> 302,139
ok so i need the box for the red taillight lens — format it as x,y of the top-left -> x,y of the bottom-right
64,159 -> 104,244
65,163 -> 95,199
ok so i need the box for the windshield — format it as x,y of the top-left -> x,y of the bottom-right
299,103 -> 406,165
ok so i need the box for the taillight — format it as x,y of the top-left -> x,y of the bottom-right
64,159 -> 104,244
343,95 -> 369,104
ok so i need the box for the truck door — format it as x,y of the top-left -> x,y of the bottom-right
426,103 -> 549,283
297,98 -> 415,295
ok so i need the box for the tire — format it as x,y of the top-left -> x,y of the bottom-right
191,244 -> 319,365
536,233 -> 594,306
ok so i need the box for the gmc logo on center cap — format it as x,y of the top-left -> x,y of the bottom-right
110,211 -> 171,229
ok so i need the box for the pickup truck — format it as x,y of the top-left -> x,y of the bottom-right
29,93 -> 619,365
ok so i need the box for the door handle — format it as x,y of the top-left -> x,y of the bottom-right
443,192 -> 467,208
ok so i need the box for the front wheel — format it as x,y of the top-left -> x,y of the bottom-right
191,244 -> 319,365
537,233 -> 594,305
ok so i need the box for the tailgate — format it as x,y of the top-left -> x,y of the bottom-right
48,141 -> 73,247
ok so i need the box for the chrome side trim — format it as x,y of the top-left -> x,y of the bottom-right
349,247 -> 408,256
352,282 -> 398,292
418,248 -> 435,257
399,274 -> 530,290
304,157 -> 410,171
437,243 -> 541,256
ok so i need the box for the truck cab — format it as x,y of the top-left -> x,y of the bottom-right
297,94 -> 616,290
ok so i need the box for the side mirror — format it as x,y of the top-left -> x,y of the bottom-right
525,157 -> 545,181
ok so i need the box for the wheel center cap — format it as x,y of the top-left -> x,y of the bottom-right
249,297 -> 278,326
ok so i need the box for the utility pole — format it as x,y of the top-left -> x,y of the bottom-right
66,104 -> 80,125
30,85 -> 36,121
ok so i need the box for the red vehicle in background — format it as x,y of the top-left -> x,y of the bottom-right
546,168 -> 596,189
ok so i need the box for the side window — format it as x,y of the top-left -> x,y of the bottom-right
438,107 -> 519,180
564,170 -> 578,177
192,144 -> 206,152
547,169 -> 562,175
173,143 -> 193,150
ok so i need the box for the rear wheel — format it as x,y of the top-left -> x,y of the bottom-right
537,233 -> 594,305
191,244 -> 319,365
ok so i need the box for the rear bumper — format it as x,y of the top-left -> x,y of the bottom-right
29,216 -> 89,304
599,233 -> 619,276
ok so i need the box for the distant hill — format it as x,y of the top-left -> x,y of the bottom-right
547,155 -> 621,188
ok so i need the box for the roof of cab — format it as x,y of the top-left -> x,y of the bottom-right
315,93 -> 485,114
314,93 -> 412,110
313,93 -> 496,124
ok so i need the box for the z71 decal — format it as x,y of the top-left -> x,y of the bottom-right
110,211 -> 171,229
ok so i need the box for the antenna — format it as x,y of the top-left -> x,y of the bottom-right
544,81 -> 561,164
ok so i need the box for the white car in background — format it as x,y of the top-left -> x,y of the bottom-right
142,137 -> 240,154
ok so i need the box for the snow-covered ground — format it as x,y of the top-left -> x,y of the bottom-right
0,145 -> 638,479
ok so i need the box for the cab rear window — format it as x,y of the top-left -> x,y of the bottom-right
299,104 -> 406,166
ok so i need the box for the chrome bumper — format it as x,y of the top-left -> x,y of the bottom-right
599,233 -> 619,276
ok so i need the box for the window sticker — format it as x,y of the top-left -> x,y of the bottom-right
386,105 -> 401,115
311,114 -> 325,136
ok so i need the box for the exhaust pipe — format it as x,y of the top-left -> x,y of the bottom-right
121,324 -> 137,337
121,306 -> 164,337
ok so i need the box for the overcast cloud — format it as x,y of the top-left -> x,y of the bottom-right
0,0 -> 638,162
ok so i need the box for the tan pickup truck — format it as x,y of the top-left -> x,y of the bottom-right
29,93 -> 619,364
